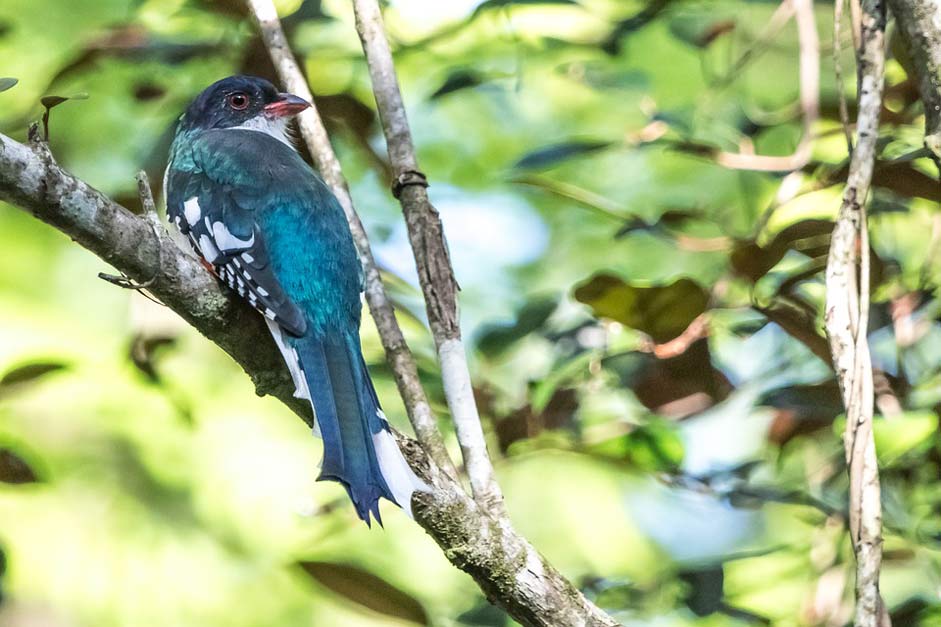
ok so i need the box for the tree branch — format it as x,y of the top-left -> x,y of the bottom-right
244,0 -> 456,478
823,0 -> 886,624
886,0 -> 941,169
0,129 -> 619,627
349,0 -> 506,516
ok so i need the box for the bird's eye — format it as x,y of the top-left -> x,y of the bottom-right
227,92 -> 249,110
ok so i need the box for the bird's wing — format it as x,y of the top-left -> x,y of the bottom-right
166,155 -> 308,337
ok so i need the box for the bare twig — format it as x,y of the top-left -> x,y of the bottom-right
98,169 -> 163,297
823,0 -> 886,624
715,0 -> 819,172
350,0 -> 506,515
834,0 -> 855,154
848,0 -> 863,50
886,0 -> 941,170
244,0 -> 456,478
136,170 -> 158,218
638,313 -> 710,359
714,0 -> 797,88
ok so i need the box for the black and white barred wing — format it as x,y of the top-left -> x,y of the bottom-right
165,168 -> 307,337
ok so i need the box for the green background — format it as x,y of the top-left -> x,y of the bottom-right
1,0 -> 939,625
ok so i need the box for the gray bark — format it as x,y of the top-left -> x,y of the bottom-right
824,0 -> 886,625
887,0 -> 941,166
350,0 -> 506,518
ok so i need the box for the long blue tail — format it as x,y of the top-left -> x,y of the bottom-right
289,331 -> 424,525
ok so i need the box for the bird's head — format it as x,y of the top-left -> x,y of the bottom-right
178,75 -> 310,140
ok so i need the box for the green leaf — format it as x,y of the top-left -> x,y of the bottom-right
590,421 -> 684,471
730,219 -> 833,282
430,69 -> 484,100
574,274 -> 708,342
679,566 -> 725,616
0,77 -> 17,93
0,361 -> 67,389
40,92 -> 89,109
474,0 -> 578,16
0,449 -> 39,484
476,296 -> 557,357
513,140 -> 611,170
873,411 -> 938,465
298,561 -> 429,625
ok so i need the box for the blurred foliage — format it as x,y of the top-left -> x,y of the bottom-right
1,0 -> 940,625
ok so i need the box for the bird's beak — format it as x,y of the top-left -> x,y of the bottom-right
264,93 -> 311,118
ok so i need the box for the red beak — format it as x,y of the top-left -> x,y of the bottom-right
263,93 -> 311,118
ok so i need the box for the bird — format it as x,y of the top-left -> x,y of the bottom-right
165,75 -> 426,525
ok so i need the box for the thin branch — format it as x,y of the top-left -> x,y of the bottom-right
350,0 -> 506,516
714,0 -> 820,172
244,0 -> 456,478
834,0 -> 855,155
823,0 -> 886,624
638,313 -> 710,359
714,0 -> 796,88
848,0 -> 863,51
0,131 -> 620,627
97,167 -> 162,295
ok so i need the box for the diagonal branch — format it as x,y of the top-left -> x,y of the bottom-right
0,130 -> 619,627
245,0 -> 456,478
823,0 -> 886,624
714,0 -> 820,172
349,0 -> 506,516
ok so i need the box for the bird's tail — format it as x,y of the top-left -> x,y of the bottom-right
266,320 -> 426,525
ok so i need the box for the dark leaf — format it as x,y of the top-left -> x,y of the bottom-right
40,93 -> 88,109
615,209 -> 700,238
133,82 -> 166,101
129,334 -> 177,382
679,566 -> 724,616
0,449 -> 39,484
730,219 -> 832,282
809,158 -> 941,202
495,388 -> 578,453
430,69 -> 484,100
574,274 -> 708,343
889,598 -> 933,626
601,0 -> 671,54
762,382 -> 843,445
298,561 -> 429,625
513,140 -> 611,170
0,362 -> 67,389
0,77 -> 17,93
604,343 -> 731,415
474,0 -> 578,16
476,296 -> 558,357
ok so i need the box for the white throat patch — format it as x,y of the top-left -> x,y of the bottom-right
232,115 -> 295,149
